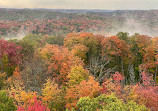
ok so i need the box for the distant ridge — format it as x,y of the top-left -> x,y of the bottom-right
1,8 -> 158,13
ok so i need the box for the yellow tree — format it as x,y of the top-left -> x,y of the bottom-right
9,86 -> 38,107
67,65 -> 89,86
42,78 -> 64,110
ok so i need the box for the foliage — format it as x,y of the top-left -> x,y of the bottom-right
0,90 -> 16,111
17,98 -> 50,111
65,76 -> 102,109
0,73 -> 7,90
77,96 -> 99,111
135,72 -> 158,111
1,10 -> 158,111
102,36 -> 129,57
67,65 -> 89,86
71,44 -> 88,61
64,33 -> 101,62
101,72 -> 124,95
0,39 -> 22,76
42,79 -> 65,110
9,84 -> 38,107
42,79 -> 61,104
40,44 -> 83,85
77,94 -> 147,111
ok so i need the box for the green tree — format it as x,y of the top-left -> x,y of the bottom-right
77,94 -> 147,111
0,90 -> 16,111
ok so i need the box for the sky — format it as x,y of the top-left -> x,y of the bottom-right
0,0 -> 158,10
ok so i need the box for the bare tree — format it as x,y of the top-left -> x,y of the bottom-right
20,56 -> 49,93
87,55 -> 116,83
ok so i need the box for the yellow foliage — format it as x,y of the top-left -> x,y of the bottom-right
42,78 -> 61,105
67,65 -> 89,86
9,83 -> 38,107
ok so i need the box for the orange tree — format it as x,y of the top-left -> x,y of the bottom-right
65,76 -> 102,110
39,44 -> 84,85
64,33 -> 102,63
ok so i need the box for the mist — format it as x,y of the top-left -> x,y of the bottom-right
110,17 -> 157,37
4,30 -> 28,40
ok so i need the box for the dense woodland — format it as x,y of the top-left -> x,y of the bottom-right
1,9 -> 158,38
0,9 -> 158,111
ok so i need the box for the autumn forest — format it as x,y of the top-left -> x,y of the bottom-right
0,9 -> 158,111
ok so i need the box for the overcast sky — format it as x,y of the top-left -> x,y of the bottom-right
0,0 -> 158,10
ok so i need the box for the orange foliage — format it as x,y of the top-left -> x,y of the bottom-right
102,36 -> 129,57
40,44 -> 84,85
132,35 -> 158,70
71,44 -> 88,60
64,32 -> 100,60
65,76 -> 102,109
13,66 -> 21,77
102,72 -> 145,105
8,68 -> 38,107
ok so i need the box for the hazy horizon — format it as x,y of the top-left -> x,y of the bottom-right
0,0 -> 158,10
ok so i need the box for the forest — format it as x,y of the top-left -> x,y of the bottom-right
0,9 -> 158,111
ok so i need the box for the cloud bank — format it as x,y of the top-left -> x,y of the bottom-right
0,0 -> 158,10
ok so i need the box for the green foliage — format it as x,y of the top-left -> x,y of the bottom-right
44,35 -> 65,46
117,32 -> 129,42
17,40 -> 35,57
0,90 -> 16,111
48,93 -> 65,111
0,73 -> 7,90
22,34 -> 43,48
66,108 -> 76,111
77,94 -> 147,111
126,101 -> 147,111
77,96 -> 99,111
1,55 -> 16,76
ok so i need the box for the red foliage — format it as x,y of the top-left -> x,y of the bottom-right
17,98 -> 50,111
135,72 -> 158,111
101,72 -> 124,95
112,71 -> 124,82
0,39 -> 22,65
0,17 -> 111,37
